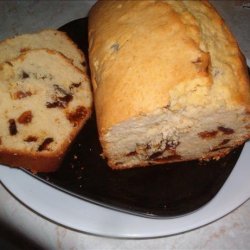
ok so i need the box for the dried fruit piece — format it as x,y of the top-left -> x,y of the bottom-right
6,61 -> 13,66
126,151 -> 137,157
9,119 -> 17,135
46,101 -> 63,108
219,139 -> 230,146
66,106 -> 88,127
22,71 -> 29,79
198,130 -> 218,139
24,136 -> 38,142
12,91 -> 32,100
69,82 -> 81,90
17,111 -> 33,124
46,84 -> 73,108
54,84 -> 68,95
20,48 -> 28,53
218,126 -> 235,135
149,151 -> 163,160
38,137 -> 54,151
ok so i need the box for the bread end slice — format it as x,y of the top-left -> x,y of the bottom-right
0,49 -> 92,172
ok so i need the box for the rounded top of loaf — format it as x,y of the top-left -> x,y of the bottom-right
88,0 -> 250,134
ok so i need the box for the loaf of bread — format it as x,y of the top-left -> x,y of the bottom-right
0,49 -> 92,172
0,29 -> 86,72
88,0 -> 250,169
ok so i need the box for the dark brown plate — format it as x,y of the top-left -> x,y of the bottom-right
32,18 -> 244,218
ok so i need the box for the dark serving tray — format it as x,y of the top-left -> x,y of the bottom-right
30,18 -> 244,218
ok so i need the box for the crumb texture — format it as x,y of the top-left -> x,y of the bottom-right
0,49 -> 92,172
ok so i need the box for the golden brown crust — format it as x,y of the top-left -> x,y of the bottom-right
201,1 -> 250,110
0,149 -> 62,173
89,1 -> 209,134
89,0 -> 250,137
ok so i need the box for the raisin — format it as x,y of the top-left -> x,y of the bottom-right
149,151 -> 163,160
198,130 -> 218,139
22,71 -> 29,79
20,48 -> 28,53
219,139 -> 230,146
13,91 -> 32,99
46,85 -> 73,108
46,101 -> 64,108
66,106 -> 88,127
9,119 -> 17,135
126,151 -> 137,157
54,84 -> 68,95
58,94 -> 73,103
24,136 -> 38,142
148,141 -> 180,160
69,82 -> 82,90
17,111 -> 33,124
6,61 -> 13,66
46,95 -> 73,108
218,126 -> 235,135
38,138 -> 54,151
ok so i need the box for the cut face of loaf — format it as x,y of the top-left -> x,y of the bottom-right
0,29 -> 86,72
104,106 -> 250,169
0,49 -> 92,172
88,1 -> 250,169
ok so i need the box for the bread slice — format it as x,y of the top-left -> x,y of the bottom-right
0,49 -> 92,172
0,29 -> 86,72
88,0 -> 250,169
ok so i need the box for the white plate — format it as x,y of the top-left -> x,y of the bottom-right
0,0 -> 250,237
0,140 -> 249,238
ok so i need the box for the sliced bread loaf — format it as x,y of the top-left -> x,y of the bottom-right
88,0 -> 250,169
0,49 -> 92,172
0,29 -> 86,72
